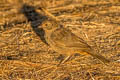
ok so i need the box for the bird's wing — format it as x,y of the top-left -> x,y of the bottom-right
50,27 -> 91,49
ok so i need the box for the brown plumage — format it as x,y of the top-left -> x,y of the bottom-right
41,20 -> 110,65
40,2 -> 110,65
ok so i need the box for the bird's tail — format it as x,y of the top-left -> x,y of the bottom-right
88,51 -> 110,64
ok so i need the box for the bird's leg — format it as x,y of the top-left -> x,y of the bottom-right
57,54 -> 73,66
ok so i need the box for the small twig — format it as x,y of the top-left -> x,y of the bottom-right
88,71 -> 95,80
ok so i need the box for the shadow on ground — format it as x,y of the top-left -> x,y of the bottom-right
21,4 -> 48,45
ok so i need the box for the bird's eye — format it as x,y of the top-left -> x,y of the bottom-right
45,23 -> 48,27
44,22 -> 52,30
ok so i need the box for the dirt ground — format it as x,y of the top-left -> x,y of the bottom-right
0,0 -> 120,80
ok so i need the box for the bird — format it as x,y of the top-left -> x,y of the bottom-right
39,1 -> 110,65
41,19 -> 110,65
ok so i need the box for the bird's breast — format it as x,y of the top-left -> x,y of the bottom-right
45,32 -> 70,54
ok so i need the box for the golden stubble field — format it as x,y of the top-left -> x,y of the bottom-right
0,0 -> 120,80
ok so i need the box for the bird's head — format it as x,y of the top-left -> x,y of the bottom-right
41,20 -> 59,32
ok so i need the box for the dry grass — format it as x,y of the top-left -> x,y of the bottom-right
0,0 -> 120,80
